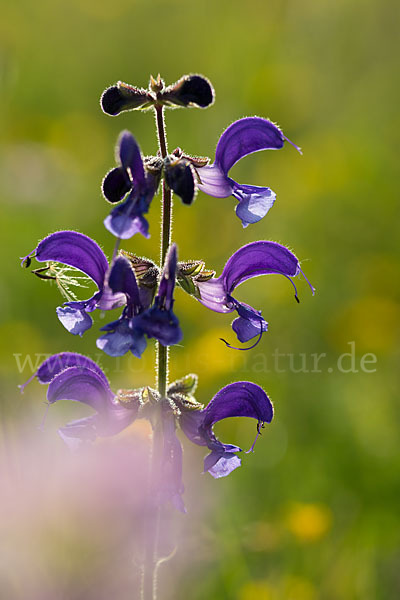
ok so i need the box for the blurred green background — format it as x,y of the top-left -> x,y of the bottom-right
1,0 -> 399,598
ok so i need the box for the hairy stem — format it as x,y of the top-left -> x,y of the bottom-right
141,103 -> 172,600
156,104 -> 172,398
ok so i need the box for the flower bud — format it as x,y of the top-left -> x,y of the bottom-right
164,155 -> 196,205
161,74 -> 215,108
101,82 -> 152,116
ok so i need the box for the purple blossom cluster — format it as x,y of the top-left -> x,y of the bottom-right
20,73 -> 313,512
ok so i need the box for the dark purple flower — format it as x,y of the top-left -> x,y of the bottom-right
163,150 -> 210,206
160,74 -> 215,109
97,245 -> 182,356
164,154 -> 197,205
101,82 -> 153,116
102,131 -> 161,239
21,231 -> 125,336
96,255 -> 148,357
195,241 -> 315,347
132,244 -> 183,347
179,382 -> 273,478
196,117 -> 301,227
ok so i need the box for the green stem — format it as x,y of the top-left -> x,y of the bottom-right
141,102 -> 173,600
155,104 -> 172,398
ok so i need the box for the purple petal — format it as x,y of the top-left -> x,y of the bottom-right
102,167 -> 131,203
134,244 -> 181,347
231,303 -> 268,343
35,231 -> 109,289
202,381 -> 273,430
133,305 -> 182,347
206,452 -> 241,479
221,241 -> 300,293
104,198 -> 150,240
36,352 -> 109,386
196,278 -> 232,314
215,117 -> 286,174
95,285 -> 126,311
164,157 -> 196,205
232,183 -> 276,227
49,367 -> 140,438
102,403 -> 141,435
58,416 -> 98,448
96,318 -> 147,358
179,410 -> 207,446
56,305 -> 93,336
118,131 -> 145,188
158,244 -> 177,310
196,164 -> 233,198
58,403 -> 140,448
47,366 -> 114,412
108,255 -> 141,308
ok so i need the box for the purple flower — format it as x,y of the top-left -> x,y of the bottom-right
21,231 -> 125,336
20,352 -> 141,447
102,131 -> 161,239
179,381 -> 273,478
132,244 -> 183,347
194,241 -> 315,347
97,244 -> 182,356
196,117 -> 301,227
96,254 -> 148,358
21,353 -> 273,509
20,351 -> 184,510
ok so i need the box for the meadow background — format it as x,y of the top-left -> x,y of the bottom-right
0,0 -> 399,598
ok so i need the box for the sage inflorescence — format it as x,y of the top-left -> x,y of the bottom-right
20,73 -> 313,599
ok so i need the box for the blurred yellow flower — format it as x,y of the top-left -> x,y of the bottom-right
238,580 -> 275,600
286,502 -> 332,542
